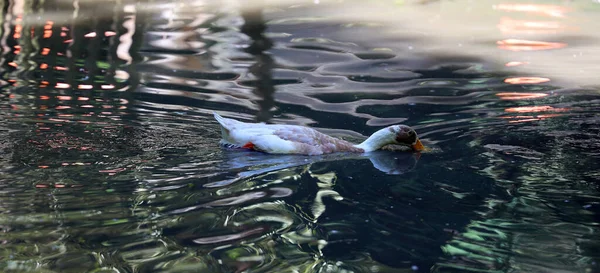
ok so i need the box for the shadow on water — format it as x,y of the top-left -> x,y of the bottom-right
1,0 -> 600,273
240,7 -> 275,123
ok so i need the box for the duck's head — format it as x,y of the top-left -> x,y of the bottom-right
356,124 -> 426,152
389,125 -> 425,152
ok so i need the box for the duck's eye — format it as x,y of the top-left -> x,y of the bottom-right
408,130 -> 415,136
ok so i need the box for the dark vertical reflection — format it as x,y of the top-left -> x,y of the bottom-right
241,7 -> 275,123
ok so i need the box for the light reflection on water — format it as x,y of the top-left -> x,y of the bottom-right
0,0 -> 600,273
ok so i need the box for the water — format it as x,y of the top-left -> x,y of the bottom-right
1,0 -> 600,272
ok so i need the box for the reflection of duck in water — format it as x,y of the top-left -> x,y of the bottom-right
214,112 -> 425,155
218,149 -> 419,178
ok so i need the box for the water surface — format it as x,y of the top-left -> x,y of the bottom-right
1,0 -> 599,272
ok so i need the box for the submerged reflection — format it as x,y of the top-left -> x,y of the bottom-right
436,114 -> 600,272
191,146 -> 498,272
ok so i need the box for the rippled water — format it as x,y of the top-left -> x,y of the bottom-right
1,0 -> 600,272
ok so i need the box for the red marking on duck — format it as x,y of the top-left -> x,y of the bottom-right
242,142 -> 255,150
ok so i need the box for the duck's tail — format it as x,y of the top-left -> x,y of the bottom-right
213,111 -> 239,145
213,111 -> 228,128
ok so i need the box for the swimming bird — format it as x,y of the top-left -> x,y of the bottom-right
214,112 -> 425,155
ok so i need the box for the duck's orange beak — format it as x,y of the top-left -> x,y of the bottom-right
411,139 -> 425,152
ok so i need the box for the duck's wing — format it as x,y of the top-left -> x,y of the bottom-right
271,126 -> 362,155
272,126 -> 320,146
222,125 -> 321,155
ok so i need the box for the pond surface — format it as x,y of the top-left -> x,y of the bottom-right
1,0 -> 600,272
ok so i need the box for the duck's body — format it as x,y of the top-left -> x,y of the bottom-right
214,112 -> 424,155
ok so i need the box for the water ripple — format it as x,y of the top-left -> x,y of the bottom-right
1,1 -> 600,273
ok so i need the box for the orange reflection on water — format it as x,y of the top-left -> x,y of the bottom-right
496,92 -> 547,100
498,17 -> 573,34
13,19 -> 22,39
505,115 -> 563,123
497,39 -> 566,51
508,118 -> 538,123
43,21 -> 53,39
537,114 -> 563,119
501,105 -> 569,123
57,96 -> 72,101
494,3 -> 570,18
505,105 -> 568,113
48,118 -> 68,123
505,77 -> 550,84
505,61 -> 529,67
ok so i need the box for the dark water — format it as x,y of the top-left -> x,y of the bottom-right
1,0 -> 600,272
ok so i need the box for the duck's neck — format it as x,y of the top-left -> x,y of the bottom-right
354,128 -> 394,152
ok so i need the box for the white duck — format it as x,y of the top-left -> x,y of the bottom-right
213,112 -> 425,155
